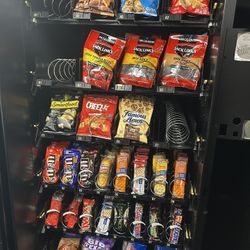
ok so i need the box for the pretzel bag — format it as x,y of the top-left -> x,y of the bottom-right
119,34 -> 165,88
77,95 -> 118,140
160,34 -> 208,90
169,0 -> 210,16
82,30 -> 125,90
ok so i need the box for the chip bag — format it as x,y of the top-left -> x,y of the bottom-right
57,236 -> 80,250
119,34 -> 165,88
115,95 -> 154,143
160,34 -> 208,90
169,0 -> 210,16
77,95 -> 118,140
82,30 -> 125,90
121,0 -> 160,16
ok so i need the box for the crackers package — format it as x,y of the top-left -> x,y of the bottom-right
169,0 -> 210,16
77,95 -> 118,140
115,95 -> 154,143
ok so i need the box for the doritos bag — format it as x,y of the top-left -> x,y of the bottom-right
169,0 -> 210,16
160,34 -> 208,90
119,34 -> 166,88
82,30 -> 125,90
77,95 -> 118,140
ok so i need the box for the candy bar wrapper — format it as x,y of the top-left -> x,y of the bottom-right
57,236 -> 80,250
122,241 -> 147,250
78,148 -> 98,188
82,235 -> 115,250
114,148 -> 131,192
60,149 -> 81,188
169,208 -> 183,245
63,195 -> 82,229
133,202 -> 143,238
80,199 -> 95,233
96,151 -> 116,190
155,246 -> 177,250
149,204 -> 160,240
114,201 -> 130,234
95,196 -> 113,235
45,191 -> 64,228
172,153 -> 188,199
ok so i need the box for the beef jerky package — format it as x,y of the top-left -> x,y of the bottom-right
115,95 -> 154,143
81,235 -> 115,250
45,191 -> 64,228
77,95 -> 118,140
82,30 -> 125,90
121,0 -> 160,17
119,34 -> 165,88
169,0 -> 210,16
42,141 -> 69,185
74,0 -> 115,17
160,34 -> 208,90
57,235 -> 80,250
43,94 -> 80,135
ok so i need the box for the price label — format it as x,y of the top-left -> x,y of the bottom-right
115,84 -> 132,91
164,14 -> 170,20
32,11 -> 49,18
75,81 -> 91,89
157,86 -> 175,93
76,135 -> 92,142
73,12 -> 91,20
36,79 -> 52,87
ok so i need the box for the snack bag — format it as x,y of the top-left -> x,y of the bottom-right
43,94 -> 80,134
74,0 -> 115,17
132,202 -> 144,238
82,30 -> 125,90
169,0 -> 210,16
115,95 -> 154,143
43,141 -> 69,184
95,196 -> 113,235
62,195 -> 82,229
57,236 -> 80,250
79,199 -> 95,233
168,208 -> 183,245
148,204 -> 162,240
114,147 -> 131,192
114,201 -> 130,234
121,0 -> 160,16
45,191 -> 64,228
155,246 -> 177,250
119,35 -> 165,88
60,149 -> 81,188
82,235 -> 115,250
160,34 -> 208,90
77,95 -> 118,140
172,153 -> 188,199
122,241 -> 147,249
96,150 -> 117,189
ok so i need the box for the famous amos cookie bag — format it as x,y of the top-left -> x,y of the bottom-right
77,95 -> 118,140
169,0 -> 210,16
119,34 -> 165,88
115,95 -> 154,144
43,94 -> 80,134
160,34 -> 208,90
82,30 -> 125,90
45,191 -> 64,228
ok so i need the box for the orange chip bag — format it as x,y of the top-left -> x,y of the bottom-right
172,153 -> 188,199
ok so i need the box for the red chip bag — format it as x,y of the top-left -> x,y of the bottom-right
160,34 -> 208,90
82,30 -> 125,90
42,141 -> 69,185
77,95 -> 118,140
119,34 -> 166,88
169,0 -> 210,16
45,191 -> 64,228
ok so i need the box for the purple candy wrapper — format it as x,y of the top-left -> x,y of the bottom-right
60,149 -> 80,188
81,235 -> 115,250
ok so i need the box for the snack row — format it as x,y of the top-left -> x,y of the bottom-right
42,142 -> 188,199
45,192 -> 184,245
80,30 -> 208,91
43,94 -> 191,145
74,0 -> 210,17
57,234 -> 178,250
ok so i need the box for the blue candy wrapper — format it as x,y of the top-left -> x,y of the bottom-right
60,149 -> 80,188
121,0 -> 159,17
122,241 -> 147,250
154,246 -> 177,250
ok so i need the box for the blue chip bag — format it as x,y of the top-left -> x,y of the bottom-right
60,149 -> 80,188
122,241 -> 147,250
154,246 -> 177,250
121,0 -> 159,17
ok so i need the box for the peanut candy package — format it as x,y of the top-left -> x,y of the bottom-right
115,95 -> 154,143
172,153 -> 188,199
